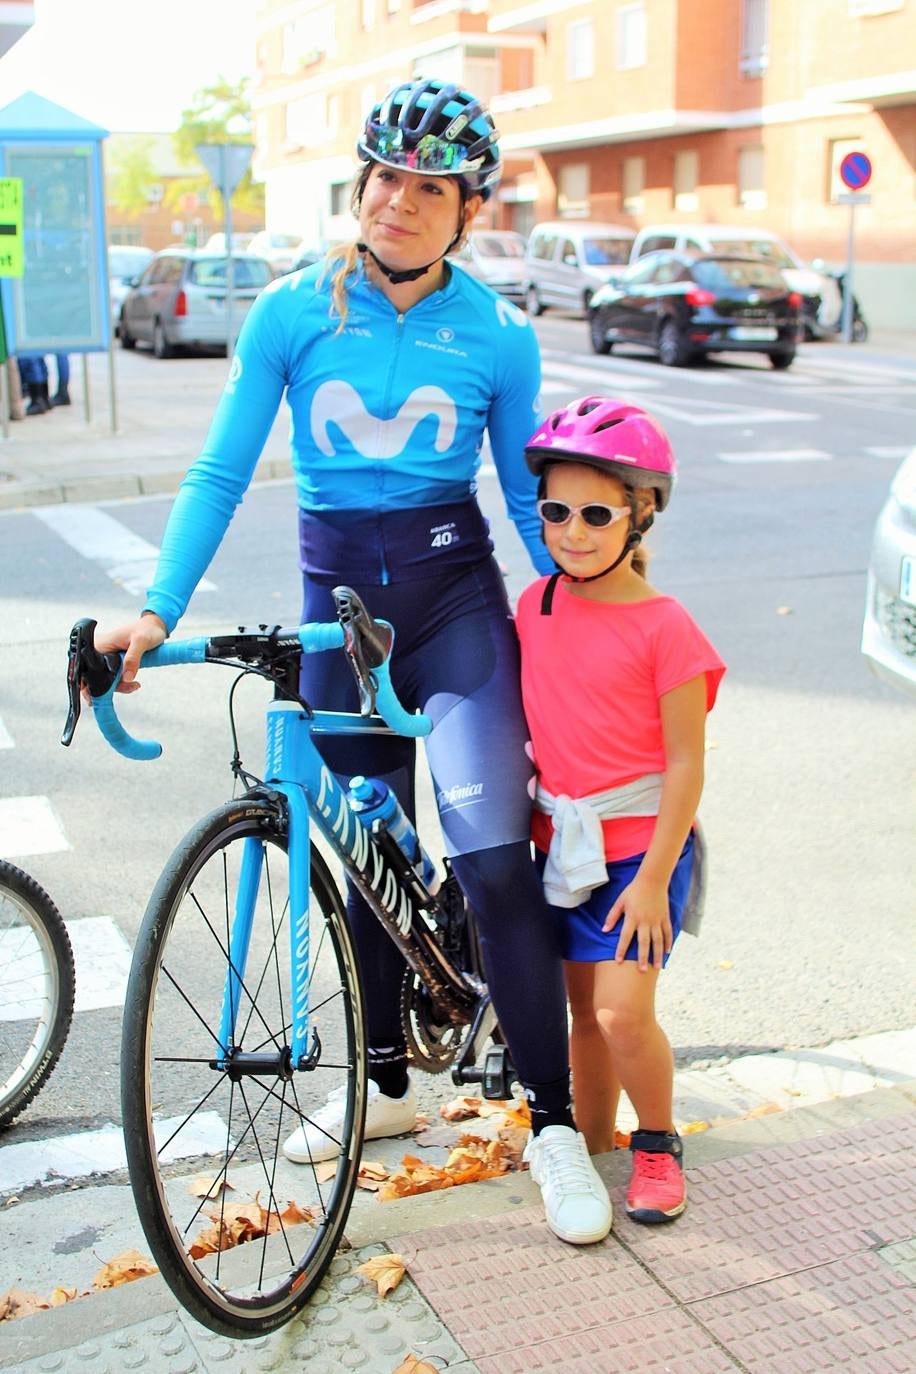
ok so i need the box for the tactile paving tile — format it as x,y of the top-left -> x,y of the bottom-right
876,1237 -> 916,1285
390,1205 -> 676,1360
9,1246 -> 476,1374
612,1111 -> 916,1302
692,1250 -> 916,1373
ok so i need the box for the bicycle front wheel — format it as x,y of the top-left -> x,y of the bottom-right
121,798 -> 367,1336
0,861 -> 75,1129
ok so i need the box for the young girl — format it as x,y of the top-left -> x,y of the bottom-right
517,396 -> 725,1226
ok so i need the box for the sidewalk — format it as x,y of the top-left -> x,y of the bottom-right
1,1030 -> 914,1372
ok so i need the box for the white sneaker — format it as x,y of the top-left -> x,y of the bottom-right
283,1080 -> 417,1165
524,1125 -> 613,1244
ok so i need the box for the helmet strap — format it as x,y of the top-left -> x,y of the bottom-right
357,206 -> 466,286
560,501 -> 654,587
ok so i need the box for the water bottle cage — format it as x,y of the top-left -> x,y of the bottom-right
371,819 -> 437,909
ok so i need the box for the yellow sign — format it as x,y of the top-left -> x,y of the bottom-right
0,178 -> 24,278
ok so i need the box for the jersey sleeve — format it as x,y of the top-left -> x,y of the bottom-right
653,602 -> 726,712
485,311 -> 554,576
143,285 -> 290,631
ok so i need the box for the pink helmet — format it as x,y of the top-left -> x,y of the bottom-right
525,396 -> 676,511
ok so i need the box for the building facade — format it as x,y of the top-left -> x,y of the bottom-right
251,0 -> 916,327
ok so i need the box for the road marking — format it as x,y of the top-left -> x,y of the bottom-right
0,796 -> 70,859
33,505 -> 215,598
865,446 -> 912,460
0,715 -> 12,750
718,448 -> 832,463
542,359 -> 660,391
0,1113 -> 229,1193
648,397 -> 818,427
69,917 -> 133,1013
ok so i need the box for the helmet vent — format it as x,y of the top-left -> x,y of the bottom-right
594,419 -> 624,433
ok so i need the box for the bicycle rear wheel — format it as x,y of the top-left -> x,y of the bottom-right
0,861 -> 75,1129
121,798 -> 367,1336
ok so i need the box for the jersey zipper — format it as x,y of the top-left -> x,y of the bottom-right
376,309 -> 406,586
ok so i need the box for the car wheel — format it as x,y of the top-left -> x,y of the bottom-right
768,348 -> 796,370
853,317 -> 869,343
589,311 -> 612,356
152,321 -> 174,359
658,319 -> 690,367
525,286 -> 545,316
119,316 -> 136,350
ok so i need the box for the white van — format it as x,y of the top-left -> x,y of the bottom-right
525,221 -> 635,316
629,224 -> 841,337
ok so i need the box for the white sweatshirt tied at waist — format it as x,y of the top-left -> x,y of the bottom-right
533,774 -> 706,935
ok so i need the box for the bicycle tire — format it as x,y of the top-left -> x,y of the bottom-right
121,798 -> 367,1336
0,861 -> 75,1129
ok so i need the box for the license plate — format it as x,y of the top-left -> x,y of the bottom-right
901,555 -> 916,606
731,326 -> 777,341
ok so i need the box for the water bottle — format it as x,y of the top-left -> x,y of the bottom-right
346,775 -> 439,894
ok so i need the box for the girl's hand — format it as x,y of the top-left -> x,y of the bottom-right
90,614 -> 167,697
603,877 -> 673,972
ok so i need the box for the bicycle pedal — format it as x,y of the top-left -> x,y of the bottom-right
480,1045 -> 515,1100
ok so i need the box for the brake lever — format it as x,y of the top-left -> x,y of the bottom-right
61,618 -> 123,747
332,586 -> 394,717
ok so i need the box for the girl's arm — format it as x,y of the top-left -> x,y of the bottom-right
603,673 -> 707,971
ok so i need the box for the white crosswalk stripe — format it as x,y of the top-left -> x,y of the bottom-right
0,795 -> 70,858
0,715 -> 12,750
32,504 -> 216,598
718,448 -> 832,464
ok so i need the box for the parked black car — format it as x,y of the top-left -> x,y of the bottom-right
587,250 -> 802,368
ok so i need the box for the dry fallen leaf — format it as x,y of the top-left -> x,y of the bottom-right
393,1357 -> 439,1374
357,1161 -> 391,1192
48,1286 -> 79,1307
717,960 -> 734,970
0,1288 -> 51,1322
776,605 -> 793,616
187,1173 -> 234,1199
189,1193 -> 314,1257
680,1120 -> 710,1135
313,1160 -> 338,1185
614,1129 -> 631,1149
356,1253 -> 406,1297
439,1094 -> 484,1121
92,1250 -> 159,1289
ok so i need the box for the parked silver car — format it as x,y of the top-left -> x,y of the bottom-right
861,447 -> 916,698
118,249 -> 273,357
524,221 -> 636,316
448,230 -> 527,304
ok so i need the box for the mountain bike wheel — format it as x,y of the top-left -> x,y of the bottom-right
0,861 -> 75,1129
121,798 -> 367,1336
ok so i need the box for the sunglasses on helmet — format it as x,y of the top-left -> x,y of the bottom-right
536,499 -> 631,529
372,127 -> 482,174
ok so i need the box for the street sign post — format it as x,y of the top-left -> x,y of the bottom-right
194,143 -> 254,359
838,152 -> 872,345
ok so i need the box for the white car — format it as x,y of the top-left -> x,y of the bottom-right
246,231 -> 306,275
108,245 -> 154,335
861,447 -> 916,698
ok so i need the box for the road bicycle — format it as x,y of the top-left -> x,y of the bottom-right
0,860 -> 75,1129
62,587 -> 512,1337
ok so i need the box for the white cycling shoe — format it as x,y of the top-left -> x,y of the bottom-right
524,1125 -> 613,1244
283,1080 -> 417,1165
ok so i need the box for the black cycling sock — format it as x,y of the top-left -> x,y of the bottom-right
368,1044 -> 410,1099
525,1076 -> 576,1136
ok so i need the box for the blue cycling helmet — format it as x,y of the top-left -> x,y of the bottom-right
357,78 -> 502,201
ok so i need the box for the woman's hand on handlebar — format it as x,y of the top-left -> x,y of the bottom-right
93,613 -> 167,695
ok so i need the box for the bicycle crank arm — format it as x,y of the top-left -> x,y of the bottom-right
451,997 -> 516,1098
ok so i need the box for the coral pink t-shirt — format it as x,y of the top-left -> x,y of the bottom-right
516,577 -> 726,862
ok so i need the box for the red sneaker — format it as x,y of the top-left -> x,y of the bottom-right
626,1130 -> 686,1224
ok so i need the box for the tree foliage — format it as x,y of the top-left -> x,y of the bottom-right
107,136 -> 160,218
169,77 -> 264,220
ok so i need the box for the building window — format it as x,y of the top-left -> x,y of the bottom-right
285,93 -> 335,149
558,163 -> 589,217
622,156 -> 645,215
740,0 -> 768,76
827,137 -> 865,202
330,181 -> 351,216
673,150 -> 698,212
283,7 -> 335,70
362,0 -> 376,29
566,19 -> 594,81
737,145 -> 766,209
618,3 -> 647,70
387,0 -> 402,11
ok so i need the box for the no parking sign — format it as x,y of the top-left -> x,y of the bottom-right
839,151 -> 872,192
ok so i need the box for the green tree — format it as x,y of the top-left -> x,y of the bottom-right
168,77 -> 264,221
108,136 -> 160,218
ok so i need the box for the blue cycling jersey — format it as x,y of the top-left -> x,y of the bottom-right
145,260 -> 552,631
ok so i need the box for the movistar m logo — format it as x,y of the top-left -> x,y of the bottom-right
310,380 -> 457,459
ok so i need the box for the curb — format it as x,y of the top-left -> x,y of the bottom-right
2,1080 -> 913,1369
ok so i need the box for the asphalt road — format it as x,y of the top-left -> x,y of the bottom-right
1,318 -> 914,1149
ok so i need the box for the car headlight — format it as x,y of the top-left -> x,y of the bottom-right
891,449 -> 916,518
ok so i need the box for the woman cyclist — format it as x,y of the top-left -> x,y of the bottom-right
94,78 -> 612,1246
